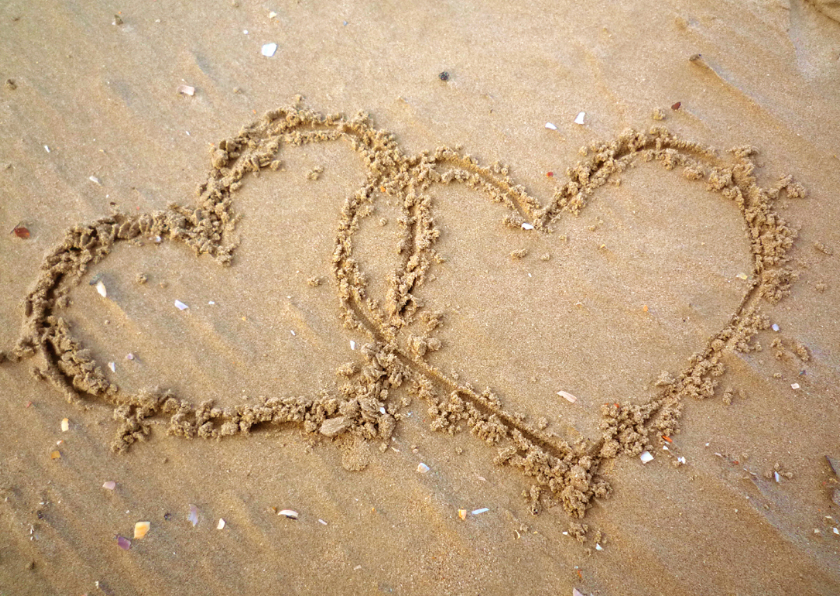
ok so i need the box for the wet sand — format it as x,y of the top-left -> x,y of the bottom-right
1,1 -> 839,594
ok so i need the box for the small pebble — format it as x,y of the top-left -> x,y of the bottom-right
439,71 -> 449,81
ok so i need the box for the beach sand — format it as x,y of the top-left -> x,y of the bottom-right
1,1 -> 839,594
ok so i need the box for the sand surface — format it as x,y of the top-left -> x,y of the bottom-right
1,1 -> 840,594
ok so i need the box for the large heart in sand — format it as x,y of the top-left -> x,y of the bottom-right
3,104 -> 803,517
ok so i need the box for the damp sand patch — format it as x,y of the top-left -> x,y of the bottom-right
0,103 -> 804,517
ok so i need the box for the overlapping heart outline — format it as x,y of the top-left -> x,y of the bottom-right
1,103 -> 804,517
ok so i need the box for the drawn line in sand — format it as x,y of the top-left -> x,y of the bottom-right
0,101 -> 805,517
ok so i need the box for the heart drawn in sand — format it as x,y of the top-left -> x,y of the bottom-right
2,104 -> 804,517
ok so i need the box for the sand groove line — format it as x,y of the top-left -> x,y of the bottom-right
0,104 -> 803,517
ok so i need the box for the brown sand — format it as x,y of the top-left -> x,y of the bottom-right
1,1 -> 839,594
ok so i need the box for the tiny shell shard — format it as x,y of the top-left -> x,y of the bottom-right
61,418 -> 69,432
177,84 -> 195,96
640,451 -> 654,464
134,521 -> 150,539
13,225 -> 30,239
116,535 -> 131,550
557,391 -> 578,404
217,518 -> 226,530
102,481 -> 116,490
95,280 -> 107,298
278,509 -> 298,520
188,504 -> 199,527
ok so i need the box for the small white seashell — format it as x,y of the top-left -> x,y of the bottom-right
471,508 -> 489,515
678,456 -> 687,464
521,223 -> 534,230
640,451 -> 654,464
278,509 -> 298,519
417,463 -> 430,474
833,527 -> 839,535
290,330 -> 296,336
44,145 -> 51,153
102,481 -> 116,490
61,418 -> 69,432
217,518 -> 226,530
350,340 -> 356,350
89,176 -> 102,185
318,519 -> 328,525
174,300 -> 189,310
595,543 -> 603,551
177,84 -> 195,96
379,406 -> 386,414
574,112 -> 585,125
774,471 -> 781,483
261,42 -> 278,57
791,383 -> 800,390
108,362 -> 116,373
558,390 -> 578,403
772,323 -> 780,332
268,11 -> 277,19
208,301 -> 215,305
545,122 -> 557,130
95,280 -> 107,298
188,504 -> 199,526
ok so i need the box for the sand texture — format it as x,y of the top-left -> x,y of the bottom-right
1,1 -> 839,595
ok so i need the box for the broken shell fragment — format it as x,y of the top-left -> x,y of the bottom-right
116,535 -> 131,550
217,518 -> 226,530
640,451 -> 654,464
557,391 -> 578,403
174,300 -> 189,310
188,504 -> 199,527
134,521 -> 150,539
95,280 -> 107,298
278,509 -> 299,520
417,463 -> 430,474
177,84 -> 195,96
261,42 -> 278,57
458,509 -> 467,520
102,481 -> 116,490
471,508 -> 489,515
61,418 -> 69,432
574,112 -> 585,125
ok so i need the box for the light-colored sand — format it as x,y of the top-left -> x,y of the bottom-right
1,1 -> 839,594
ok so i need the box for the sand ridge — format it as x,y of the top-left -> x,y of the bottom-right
0,101 -> 805,518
